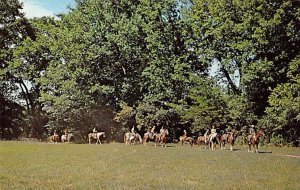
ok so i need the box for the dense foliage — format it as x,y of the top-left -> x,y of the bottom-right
0,0 -> 299,145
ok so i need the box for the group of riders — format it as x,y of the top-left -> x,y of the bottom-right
52,124 -> 259,147
125,124 -> 259,146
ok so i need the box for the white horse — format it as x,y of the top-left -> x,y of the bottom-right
61,133 -> 75,143
124,132 -> 143,145
209,133 -> 218,150
88,132 -> 105,144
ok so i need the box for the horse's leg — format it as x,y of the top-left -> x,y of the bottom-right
230,143 -> 233,151
255,143 -> 258,153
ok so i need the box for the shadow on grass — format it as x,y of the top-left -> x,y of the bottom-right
258,151 -> 273,154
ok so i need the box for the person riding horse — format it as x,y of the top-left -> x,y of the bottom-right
150,126 -> 156,139
248,125 -> 256,143
131,126 -> 136,135
208,126 -> 217,141
92,127 -> 97,138
183,130 -> 188,141
64,129 -> 68,138
53,130 -> 58,137
52,129 -> 59,143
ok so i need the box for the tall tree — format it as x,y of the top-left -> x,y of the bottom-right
0,0 -> 37,138
265,56 -> 300,145
188,0 -> 300,117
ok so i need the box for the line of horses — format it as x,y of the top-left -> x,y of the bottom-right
50,129 -> 265,153
124,129 -> 265,153
51,132 -> 106,144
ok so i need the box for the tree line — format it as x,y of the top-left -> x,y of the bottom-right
0,0 -> 299,145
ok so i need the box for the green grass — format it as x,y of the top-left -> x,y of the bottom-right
0,141 -> 299,190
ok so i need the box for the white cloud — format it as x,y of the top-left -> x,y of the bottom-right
20,0 -> 55,18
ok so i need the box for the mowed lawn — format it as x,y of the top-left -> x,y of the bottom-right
0,141 -> 299,190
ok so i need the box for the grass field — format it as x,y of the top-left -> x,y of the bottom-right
0,141 -> 299,190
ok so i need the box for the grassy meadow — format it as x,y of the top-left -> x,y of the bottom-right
0,141 -> 299,190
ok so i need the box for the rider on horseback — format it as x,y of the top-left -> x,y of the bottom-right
64,129 -> 68,138
131,126 -> 136,134
93,127 -> 97,138
248,125 -> 256,142
150,125 -> 156,139
53,129 -> 58,137
183,130 -> 188,141
208,126 -> 217,142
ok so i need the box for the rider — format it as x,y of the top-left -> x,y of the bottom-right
93,127 -> 97,138
183,129 -> 188,140
53,129 -> 58,137
150,125 -> 156,138
53,129 -> 58,141
249,125 -> 256,142
131,126 -> 136,134
160,126 -> 165,134
64,129 -> 69,137
208,126 -> 217,142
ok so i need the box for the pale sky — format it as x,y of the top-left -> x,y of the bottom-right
19,0 -> 75,18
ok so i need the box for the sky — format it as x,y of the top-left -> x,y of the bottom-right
19,0 -> 75,18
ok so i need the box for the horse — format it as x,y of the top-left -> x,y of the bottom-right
61,133 -> 75,143
88,132 -> 105,144
124,132 -> 143,145
51,135 -> 60,143
179,136 -> 194,147
219,132 -> 236,151
155,129 -> 169,147
143,132 -> 157,145
247,130 -> 265,153
197,135 -> 209,149
208,133 -> 218,150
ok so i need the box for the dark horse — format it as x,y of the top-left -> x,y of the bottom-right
247,130 -> 265,153
219,132 -> 236,151
155,129 -> 169,147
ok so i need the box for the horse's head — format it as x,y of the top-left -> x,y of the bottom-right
102,132 -> 106,137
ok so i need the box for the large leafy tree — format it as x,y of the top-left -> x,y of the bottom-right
0,0 -> 38,138
188,0 -> 300,117
265,56 -> 300,145
38,0 -> 209,136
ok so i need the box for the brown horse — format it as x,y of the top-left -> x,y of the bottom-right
143,132 -> 157,145
155,129 -> 169,147
219,132 -> 236,151
197,135 -> 209,149
51,135 -> 59,143
179,136 -> 194,147
247,130 -> 265,153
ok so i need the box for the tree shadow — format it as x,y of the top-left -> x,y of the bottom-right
258,151 -> 272,154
